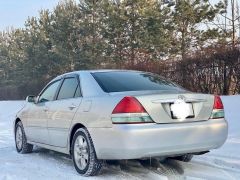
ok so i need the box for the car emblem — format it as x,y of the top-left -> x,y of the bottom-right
178,95 -> 186,101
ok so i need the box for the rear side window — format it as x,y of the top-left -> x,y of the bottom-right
57,77 -> 80,100
92,71 -> 182,93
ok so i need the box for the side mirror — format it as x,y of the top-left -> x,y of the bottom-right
26,95 -> 37,103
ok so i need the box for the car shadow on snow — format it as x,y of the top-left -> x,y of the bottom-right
27,146 -> 238,179
32,146 -> 186,178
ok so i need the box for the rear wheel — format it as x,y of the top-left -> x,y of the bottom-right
71,128 -> 102,176
15,121 -> 33,153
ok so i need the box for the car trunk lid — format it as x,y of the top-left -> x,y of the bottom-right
132,92 -> 214,123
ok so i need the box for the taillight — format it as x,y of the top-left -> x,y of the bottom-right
213,95 -> 224,109
112,96 -> 146,114
111,96 -> 153,124
210,95 -> 224,119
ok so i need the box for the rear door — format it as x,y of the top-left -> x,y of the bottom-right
47,74 -> 82,147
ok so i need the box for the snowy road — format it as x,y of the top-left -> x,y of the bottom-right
0,96 -> 239,180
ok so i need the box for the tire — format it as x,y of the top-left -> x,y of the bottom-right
71,128 -> 102,176
174,154 -> 193,162
15,121 -> 33,153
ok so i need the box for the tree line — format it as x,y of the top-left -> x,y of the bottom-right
0,0 -> 239,99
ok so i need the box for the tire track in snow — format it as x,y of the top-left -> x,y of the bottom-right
140,159 -> 185,180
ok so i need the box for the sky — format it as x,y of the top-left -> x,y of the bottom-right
0,0 -> 60,31
0,0 -> 231,32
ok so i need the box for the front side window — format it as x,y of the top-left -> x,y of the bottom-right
39,80 -> 61,103
57,77 -> 80,100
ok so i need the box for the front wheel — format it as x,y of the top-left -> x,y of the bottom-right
71,128 -> 102,176
15,121 -> 33,153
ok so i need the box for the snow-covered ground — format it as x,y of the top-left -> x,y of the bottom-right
0,96 -> 239,180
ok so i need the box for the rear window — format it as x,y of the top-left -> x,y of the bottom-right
92,71 -> 183,93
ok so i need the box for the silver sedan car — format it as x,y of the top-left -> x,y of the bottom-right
14,70 -> 228,176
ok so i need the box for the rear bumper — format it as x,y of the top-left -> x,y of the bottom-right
88,118 -> 228,160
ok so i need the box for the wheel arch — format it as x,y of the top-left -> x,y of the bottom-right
13,117 -> 22,135
69,123 -> 86,155
15,117 -> 21,126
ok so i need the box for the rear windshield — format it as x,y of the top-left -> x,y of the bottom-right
92,71 -> 183,93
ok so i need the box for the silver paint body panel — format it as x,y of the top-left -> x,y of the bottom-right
15,70 -> 228,160
89,118 -> 228,159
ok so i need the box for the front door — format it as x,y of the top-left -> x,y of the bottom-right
26,79 -> 62,144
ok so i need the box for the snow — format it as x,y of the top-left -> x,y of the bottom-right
0,96 -> 240,180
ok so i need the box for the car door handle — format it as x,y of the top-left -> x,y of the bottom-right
68,104 -> 77,110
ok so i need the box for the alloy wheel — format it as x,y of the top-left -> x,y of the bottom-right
74,135 -> 89,170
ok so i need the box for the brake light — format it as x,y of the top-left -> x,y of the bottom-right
111,96 -> 153,124
213,95 -> 224,109
112,96 -> 146,114
210,95 -> 224,119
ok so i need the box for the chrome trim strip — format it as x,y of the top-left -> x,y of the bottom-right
111,113 -> 149,117
152,98 -> 207,103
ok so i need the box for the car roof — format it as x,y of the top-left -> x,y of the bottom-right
62,69 -> 142,76
50,69 -> 142,82
74,69 -> 140,73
